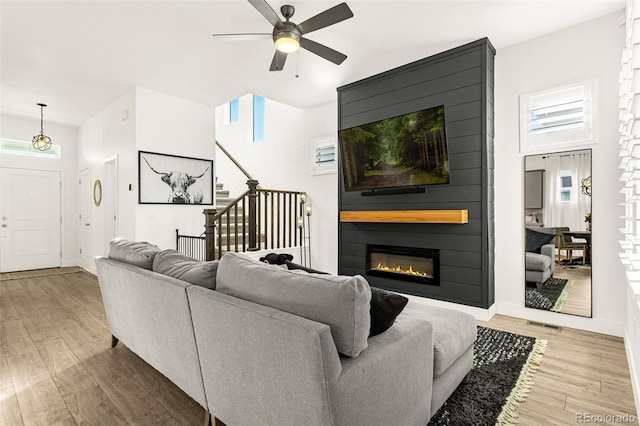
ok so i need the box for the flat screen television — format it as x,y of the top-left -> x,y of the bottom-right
339,105 -> 450,192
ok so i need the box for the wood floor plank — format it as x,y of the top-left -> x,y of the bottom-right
5,351 -> 74,425
1,271 -> 637,426
0,339 -> 24,426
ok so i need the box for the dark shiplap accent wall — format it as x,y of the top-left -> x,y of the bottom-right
337,38 -> 495,308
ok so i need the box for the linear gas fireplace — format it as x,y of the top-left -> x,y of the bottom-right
366,245 -> 440,286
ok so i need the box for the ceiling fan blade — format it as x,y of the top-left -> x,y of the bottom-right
269,50 -> 288,71
248,0 -> 283,27
300,37 -> 347,65
212,33 -> 272,41
297,2 -> 353,35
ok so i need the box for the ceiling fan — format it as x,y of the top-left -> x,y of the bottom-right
213,0 -> 353,71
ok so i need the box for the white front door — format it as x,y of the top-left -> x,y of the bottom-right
0,167 -> 61,272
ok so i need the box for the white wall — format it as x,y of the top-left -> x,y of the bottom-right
135,87 -> 216,250
78,87 -> 215,272
0,114 -> 79,267
215,96 -> 338,272
78,89 -> 136,271
494,12 -> 626,335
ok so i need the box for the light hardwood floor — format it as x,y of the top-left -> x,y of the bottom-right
554,265 -> 592,317
1,270 -> 637,425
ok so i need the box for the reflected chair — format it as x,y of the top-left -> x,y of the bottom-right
555,227 -> 587,265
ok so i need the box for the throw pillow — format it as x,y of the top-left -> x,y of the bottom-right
259,252 -> 294,265
369,287 -> 409,336
285,262 -> 408,336
152,249 -> 218,289
285,261 -> 329,275
525,227 -> 555,254
108,237 -> 161,270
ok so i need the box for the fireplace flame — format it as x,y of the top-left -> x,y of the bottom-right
375,262 -> 433,278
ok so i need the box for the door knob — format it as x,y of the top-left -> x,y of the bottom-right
1,224 -> 7,228
85,223 -> 90,227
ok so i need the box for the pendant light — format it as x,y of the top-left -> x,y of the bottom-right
32,103 -> 52,151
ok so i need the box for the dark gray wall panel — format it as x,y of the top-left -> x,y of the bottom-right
337,38 -> 495,308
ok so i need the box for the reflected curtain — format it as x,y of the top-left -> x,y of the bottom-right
543,151 -> 591,231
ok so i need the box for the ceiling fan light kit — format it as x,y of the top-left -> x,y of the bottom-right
213,0 -> 353,71
274,33 -> 300,53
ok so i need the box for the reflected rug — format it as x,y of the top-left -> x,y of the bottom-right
428,326 -> 547,426
525,277 -> 572,312
0,266 -> 84,281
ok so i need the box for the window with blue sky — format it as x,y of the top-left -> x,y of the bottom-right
253,95 -> 264,142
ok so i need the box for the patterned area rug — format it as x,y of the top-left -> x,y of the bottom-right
428,326 -> 547,426
525,277 -> 573,312
0,266 -> 84,281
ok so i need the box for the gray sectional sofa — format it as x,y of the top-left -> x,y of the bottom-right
95,238 -> 477,425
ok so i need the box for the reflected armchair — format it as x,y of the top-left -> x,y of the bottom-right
525,227 -> 556,289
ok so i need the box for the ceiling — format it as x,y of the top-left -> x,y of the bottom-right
1,0 -> 625,127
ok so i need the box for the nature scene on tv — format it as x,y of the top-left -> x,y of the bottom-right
339,105 -> 450,191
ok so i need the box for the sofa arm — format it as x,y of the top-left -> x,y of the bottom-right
329,316 -> 434,426
187,286 -> 342,425
541,243 -> 556,274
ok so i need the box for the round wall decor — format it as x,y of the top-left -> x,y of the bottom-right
93,179 -> 102,207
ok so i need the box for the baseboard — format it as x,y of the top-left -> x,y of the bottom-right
625,324 -> 640,419
405,294 -> 496,322
496,301 -> 624,337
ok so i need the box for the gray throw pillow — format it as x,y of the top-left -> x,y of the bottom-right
108,237 -> 161,270
152,249 -> 218,289
216,252 -> 371,357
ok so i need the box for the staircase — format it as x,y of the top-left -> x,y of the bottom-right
214,179 -> 260,250
177,140 -> 305,261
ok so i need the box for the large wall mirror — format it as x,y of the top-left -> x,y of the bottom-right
524,149 -> 592,318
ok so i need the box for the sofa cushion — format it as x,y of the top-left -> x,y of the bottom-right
525,227 -> 555,254
285,262 -> 408,337
108,237 -> 161,270
525,252 -> 552,272
152,249 -> 218,289
216,252 -> 371,357
401,303 -> 477,377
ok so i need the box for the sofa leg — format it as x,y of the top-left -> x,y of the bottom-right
462,370 -> 472,384
536,282 -> 543,290
204,410 -> 226,426
110,335 -> 119,348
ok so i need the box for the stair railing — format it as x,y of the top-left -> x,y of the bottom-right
203,180 -> 304,260
175,229 -> 206,261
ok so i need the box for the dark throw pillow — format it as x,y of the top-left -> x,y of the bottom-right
525,227 -> 555,254
369,287 -> 409,337
259,253 -> 294,265
285,262 -> 408,336
285,261 -> 329,275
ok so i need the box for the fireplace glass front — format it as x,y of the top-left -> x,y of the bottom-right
366,245 -> 440,285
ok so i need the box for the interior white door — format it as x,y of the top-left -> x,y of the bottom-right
104,158 -> 118,252
79,168 -> 92,267
0,167 -> 61,272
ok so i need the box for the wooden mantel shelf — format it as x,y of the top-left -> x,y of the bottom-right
339,210 -> 468,224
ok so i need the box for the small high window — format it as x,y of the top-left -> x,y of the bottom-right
311,137 -> 336,175
520,80 -> 597,153
253,95 -> 265,142
0,138 -> 60,158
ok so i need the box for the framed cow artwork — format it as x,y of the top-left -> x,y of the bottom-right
138,151 -> 214,205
